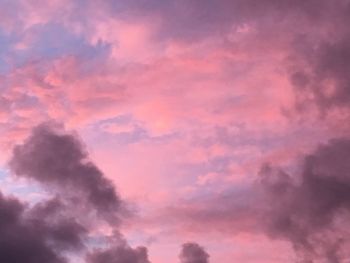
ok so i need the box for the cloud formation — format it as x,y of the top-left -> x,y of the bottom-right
1,0 -> 350,262
86,243 -> 150,263
168,138 -> 350,262
179,243 -> 209,263
0,192 -> 85,263
259,138 -> 350,262
9,122 -> 124,223
4,123 -> 153,263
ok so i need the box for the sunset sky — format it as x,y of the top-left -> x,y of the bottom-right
1,1 -> 350,262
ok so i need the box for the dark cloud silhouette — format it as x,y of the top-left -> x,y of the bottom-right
0,190 -> 153,263
179,242 -> 209,263
9,122 -> 123,224
257,138 -> 350,261
86,243 -> 150,263
28,197 -> 87,251
0,192 -> 86,263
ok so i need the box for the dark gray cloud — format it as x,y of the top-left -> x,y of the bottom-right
258,138 -> 350,262
28,197 -> 87,251
0,192 -> 86,263
179,242 -> 209,263
9,122 -> 123,224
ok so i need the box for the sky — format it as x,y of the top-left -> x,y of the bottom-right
1,0 -> 350,262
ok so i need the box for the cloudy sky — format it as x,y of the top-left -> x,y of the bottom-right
1,0 -> 350,262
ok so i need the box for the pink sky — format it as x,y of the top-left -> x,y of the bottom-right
1,1 -> 350,262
